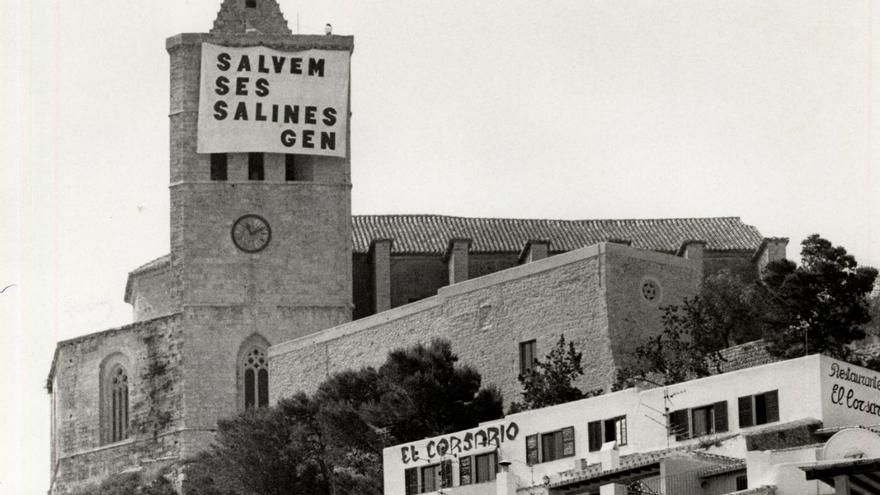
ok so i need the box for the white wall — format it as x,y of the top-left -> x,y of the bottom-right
383,355 -> 880,495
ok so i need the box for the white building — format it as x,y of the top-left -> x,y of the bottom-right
382,355 -> 880,495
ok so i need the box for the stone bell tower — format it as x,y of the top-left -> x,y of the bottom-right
166,0 -> 354,454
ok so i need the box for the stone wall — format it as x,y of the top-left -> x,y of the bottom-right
605,247 -> 703,369
352,249 -> 755,321
49,314 -> 184,494
130,267 -> 175,322
178,304 -> 350,456
703,250 -> 760,283
270,243 -> 702,407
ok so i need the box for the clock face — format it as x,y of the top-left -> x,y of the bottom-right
231,214 -> 271,253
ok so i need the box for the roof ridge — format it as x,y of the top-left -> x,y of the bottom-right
352,213 -> 747,223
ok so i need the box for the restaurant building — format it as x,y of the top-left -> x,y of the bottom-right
383,355 -> 880,495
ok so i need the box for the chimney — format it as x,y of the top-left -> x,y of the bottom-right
606,238 -> 632,246
369,239 -> 393,313
676,239 -> 706,261
599,484 -> 628,495
753,237 -> 789,277
599,441 -> 620,471
518,240 -> 551,264
444,238 -> 472,285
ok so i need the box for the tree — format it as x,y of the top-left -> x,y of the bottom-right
71,472 -> 176,495
187,395 -> 332,495
509,335 -> 600,413
369,339 -> 503,442
760,235 -> 878,360
615,301 -> 726,388
186,339 -> 503,495
695,270 -> 766,349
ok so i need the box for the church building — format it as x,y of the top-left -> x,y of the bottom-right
46,2 -> 786,493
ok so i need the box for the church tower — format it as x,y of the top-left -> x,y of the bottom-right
166,0 -> 353,454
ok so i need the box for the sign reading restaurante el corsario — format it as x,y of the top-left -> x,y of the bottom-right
197,43 -> 349,157
829,361 -> 880,417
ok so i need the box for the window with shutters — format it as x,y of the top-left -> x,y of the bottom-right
474,452 -> 498,483
459,456 -> 473,486
738,390 -> 779,428
588,415 -> 627,451
669,402 -> 728,440
519,340 -> 537,375
527,426 -> 576,464
404,468 -> 418,495
420,461 -> 452,493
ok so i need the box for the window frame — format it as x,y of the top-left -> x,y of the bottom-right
237,334 -> 271,411
738,390 -> 779,428
527,426 -> 575,464
670,401 -> 728,440
588,415 -> 628,452
419,460 -> 452,493
99,353 -> 132,445
473,451 -> 498,484
519,340 -> 537,375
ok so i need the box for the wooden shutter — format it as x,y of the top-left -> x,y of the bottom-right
562,426 -> 576,457
440,460 -> 453,488
764,390 -> 779,423
459,456 -> 472,486
588,420 -> 602,452
604,418 -> 616,442
713,401 -> 728,433
738,396 -> 753,428
526,434 -> 539,465
404,468 -> 418,495
670,409 -> 690,440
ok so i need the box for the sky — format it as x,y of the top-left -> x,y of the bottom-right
2,0 -> 879,492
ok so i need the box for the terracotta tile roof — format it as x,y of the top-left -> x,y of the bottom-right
716,340 -> 779,374
351,215 -> 763,255
127,215 -> 763,275
551,447 -> 743,487
724,487 -> 776,495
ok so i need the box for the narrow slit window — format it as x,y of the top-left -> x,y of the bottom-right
210,153 -> 227,181
519,340 -> 537,375
285,154 -> 314,181
246,0 -> 257,8
108,364 -> 129,443
248,153 -> 264,181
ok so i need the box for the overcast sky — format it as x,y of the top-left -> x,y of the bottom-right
2,1 -> 878,492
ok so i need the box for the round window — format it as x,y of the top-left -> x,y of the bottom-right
640,277 -> 662,303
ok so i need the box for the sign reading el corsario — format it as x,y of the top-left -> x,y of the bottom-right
197,43 -> 349,157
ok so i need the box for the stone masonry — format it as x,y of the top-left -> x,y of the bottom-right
269,242 -> 703,407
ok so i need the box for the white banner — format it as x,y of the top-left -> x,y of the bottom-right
197,43 -> 349,157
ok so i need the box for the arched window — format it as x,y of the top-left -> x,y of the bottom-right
237,335 -> 270,410
243,348 -> 269,409
100,353 -> 131,444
